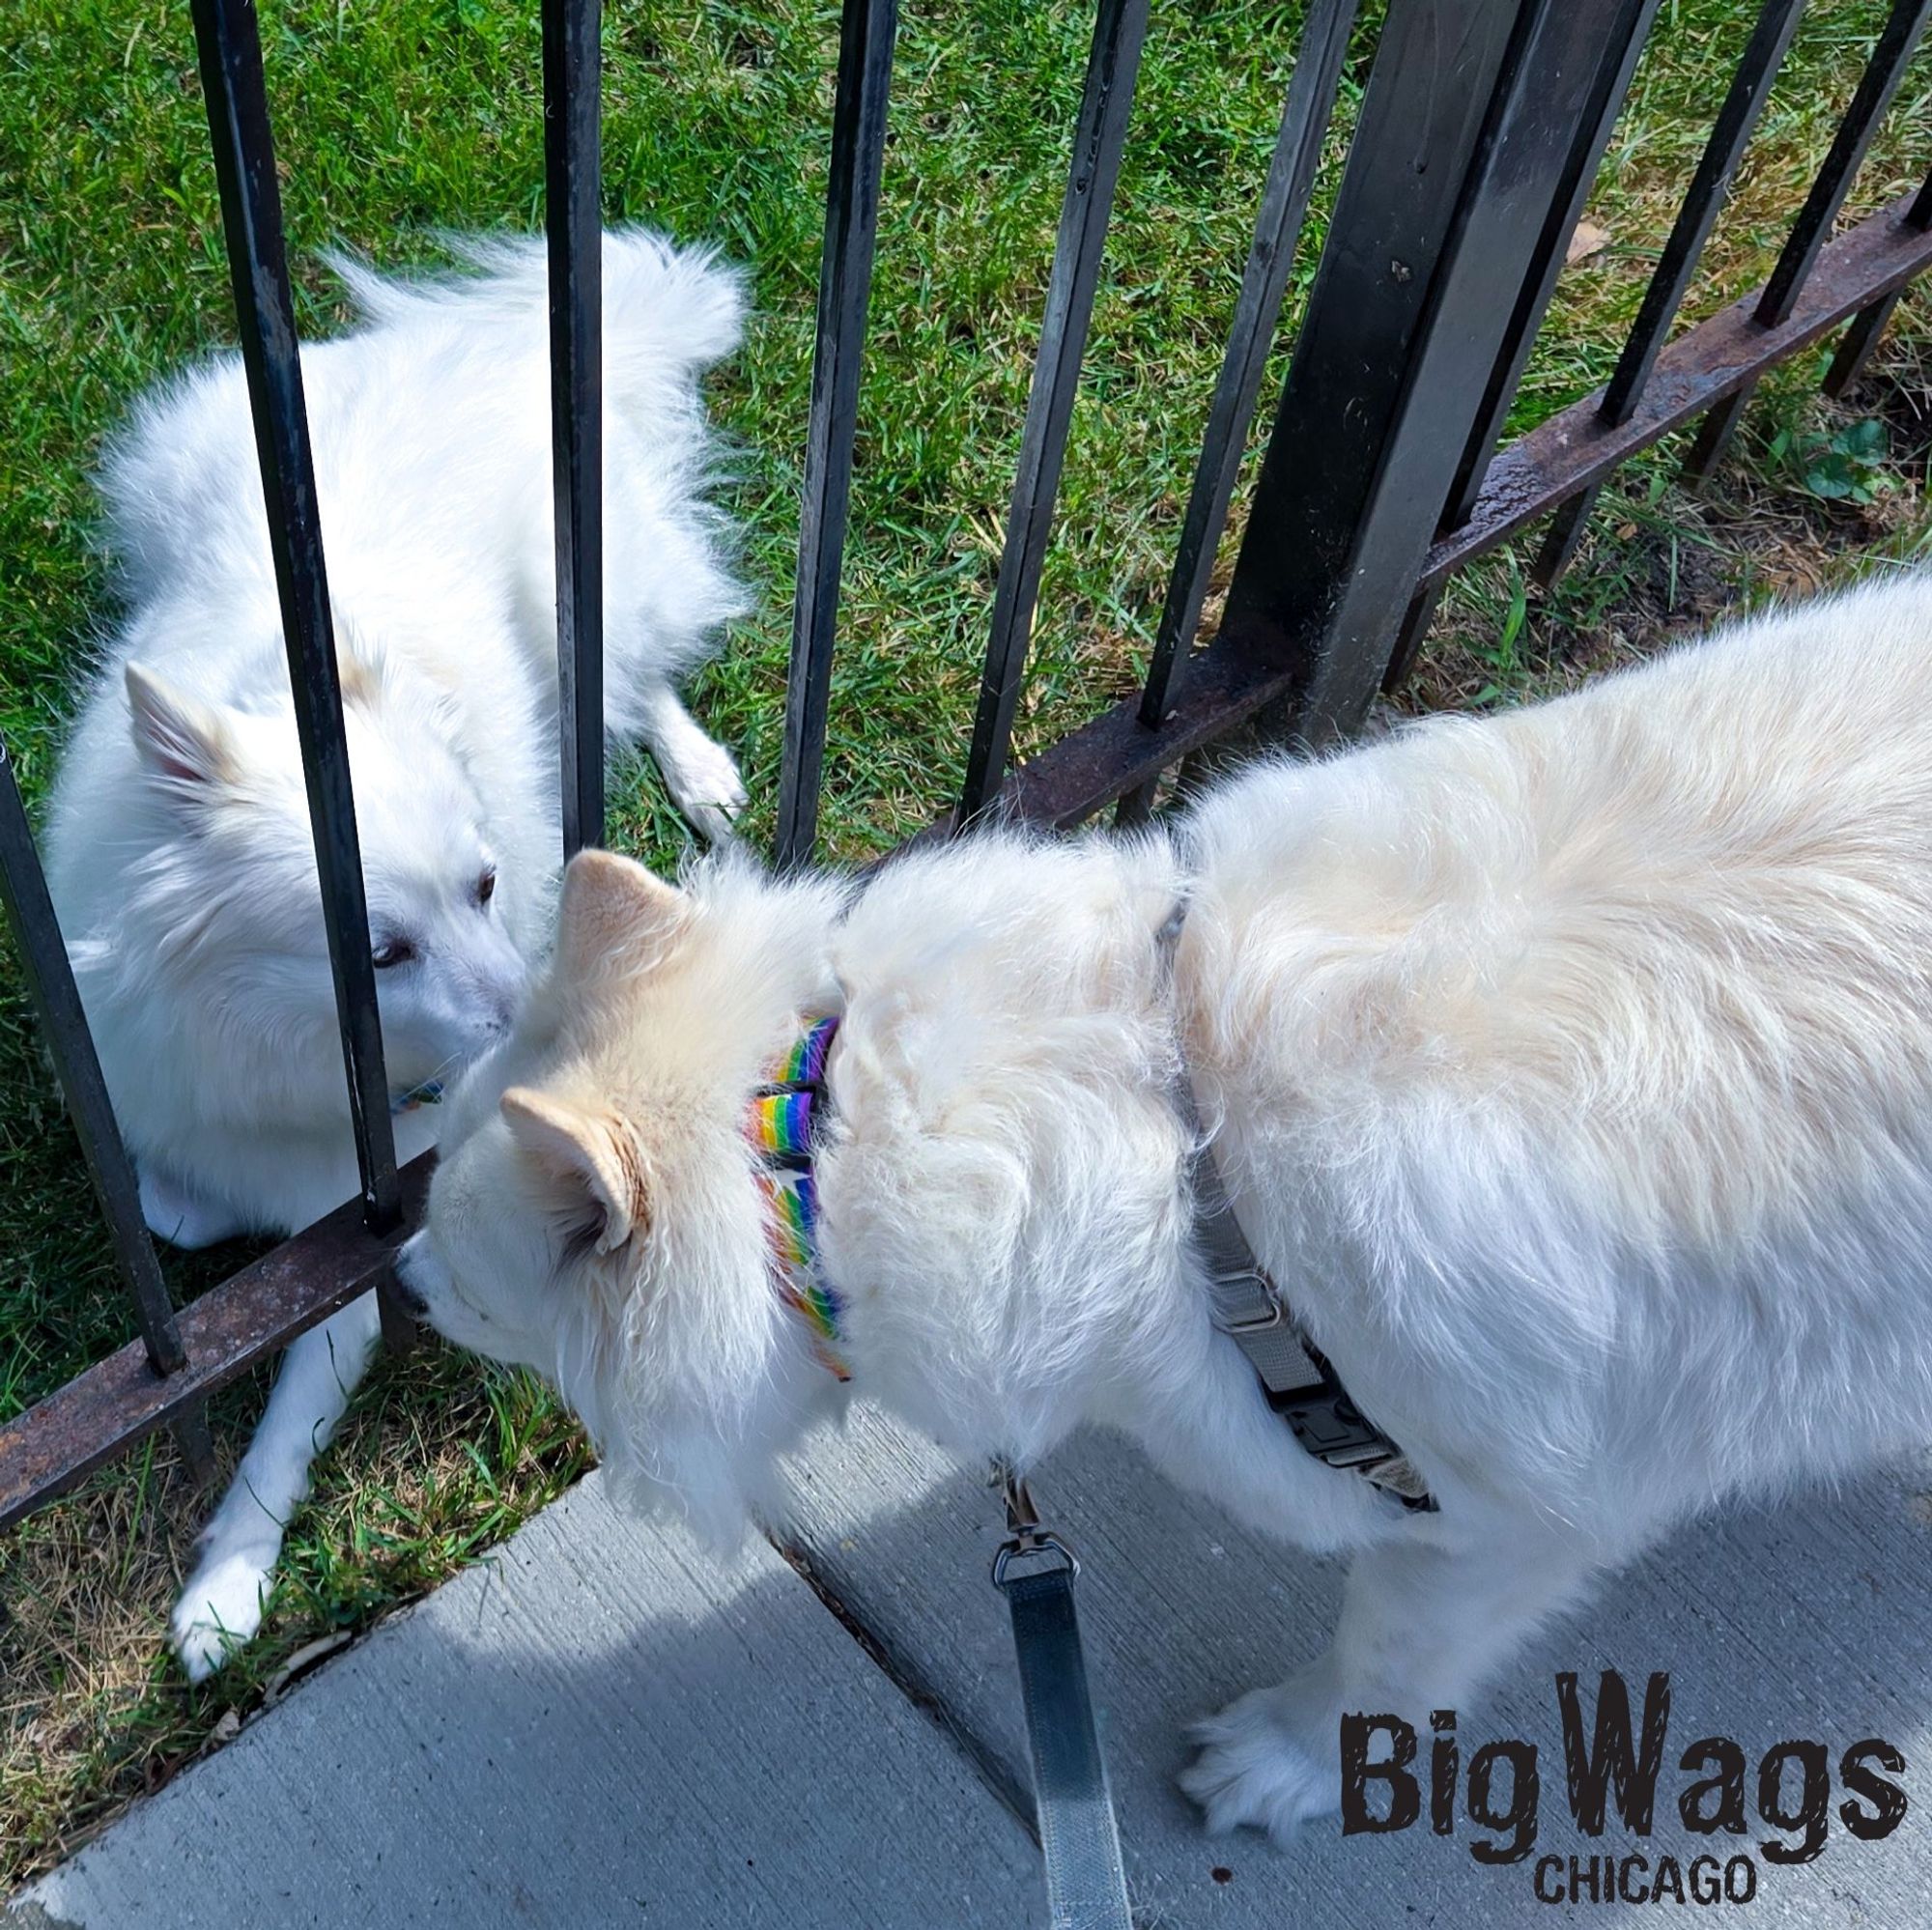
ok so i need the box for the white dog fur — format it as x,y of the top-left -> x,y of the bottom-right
397,574 -> 1932,1840
46,228 -> 748,1680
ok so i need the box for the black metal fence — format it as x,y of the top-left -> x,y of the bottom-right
3,0 -> 1931,1529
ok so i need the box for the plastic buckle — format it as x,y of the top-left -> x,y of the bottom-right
1275,1382 -> 1394,1467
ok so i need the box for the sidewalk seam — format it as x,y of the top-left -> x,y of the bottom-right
773,1536 -> 1039,1847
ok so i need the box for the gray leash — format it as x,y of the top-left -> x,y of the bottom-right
992,1468 -> 1133,1930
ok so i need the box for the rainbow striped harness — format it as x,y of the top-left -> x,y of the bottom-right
744,1016 -> 849,1381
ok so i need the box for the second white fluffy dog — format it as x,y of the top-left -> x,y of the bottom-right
399,575 -> 1932,1841
48,227 -> 747,1677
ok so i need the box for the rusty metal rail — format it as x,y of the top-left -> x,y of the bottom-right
0,1158 -> 433,1533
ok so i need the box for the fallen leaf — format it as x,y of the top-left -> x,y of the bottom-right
1567,219 -> 1611,267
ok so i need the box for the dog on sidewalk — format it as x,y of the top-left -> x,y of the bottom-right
398,574 -> 1932,1838
47,228 -> 749,1679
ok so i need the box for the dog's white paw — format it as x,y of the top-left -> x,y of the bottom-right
1180,1686 -> 1340,1843
658,734 -> 748,844
171,1544 -> 276,1682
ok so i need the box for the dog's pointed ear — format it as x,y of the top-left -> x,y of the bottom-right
501,1086 -> 647,1254
126,664 -> 237,794
555,848 -> 686,986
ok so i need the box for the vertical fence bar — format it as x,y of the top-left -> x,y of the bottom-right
545,0 -> 605,862
1684,0 -> 1932,483
1209,0 -> 1525,739
1758,0 -> 1932,326
0,746 -> 182,1383
1608,0 -> 1809,423
1398,0 -> 1657,684
1378,579 -> 1446,695
189,0 -> 399,1235
1114,0 -> 1359,828
1528,473 -> 1601,592
1439,0 -> 1663,528
1535,0 -> 1807,586
1219,0 -> 1660,742
1823,282 -> 1904,394
1678,381 -> 1754,482
0,750 -> 183,1377
0,746 -> 213,1482
1203,0 -> 1507,739
774,0 -> 898,869
956,0 -> 1151,829
1530,484 -> 1594,591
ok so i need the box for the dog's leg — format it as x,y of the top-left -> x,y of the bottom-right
637,683 -> 746,842
169,1291 -> 382,1681
139,1165 -> 250,1250
1181,1534 -> 1596,1843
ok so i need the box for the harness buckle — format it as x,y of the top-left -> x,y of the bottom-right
1273,1381 -> 1396,1464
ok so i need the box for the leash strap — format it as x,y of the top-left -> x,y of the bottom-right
993,1472 -> 1132,1930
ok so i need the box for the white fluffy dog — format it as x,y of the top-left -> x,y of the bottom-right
46,228 -> 748,1679
397,575 -> 1932,1839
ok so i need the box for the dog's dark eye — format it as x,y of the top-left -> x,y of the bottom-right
475,866 -> 497,907
372,938 -> 415,969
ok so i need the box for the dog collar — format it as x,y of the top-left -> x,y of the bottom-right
391,1079 -> 444,1116
746,1016 -> 850,1382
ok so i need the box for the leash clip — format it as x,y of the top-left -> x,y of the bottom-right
992,1463 -> 1079,1588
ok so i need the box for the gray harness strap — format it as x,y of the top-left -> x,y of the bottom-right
1164,902 -> 1436,1514
1187,1114 -> 1435,1512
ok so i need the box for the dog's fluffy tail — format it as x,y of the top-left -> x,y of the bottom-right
328,227 -> 747,380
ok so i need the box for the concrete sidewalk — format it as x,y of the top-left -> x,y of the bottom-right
13,1408 -> 1932,1928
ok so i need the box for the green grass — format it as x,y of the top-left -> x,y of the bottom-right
3,0 -> 1931,1886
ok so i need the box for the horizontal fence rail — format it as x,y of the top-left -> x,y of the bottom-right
0,1160 -> 434,1531
1422,188 -> 1932,584
4,0 -> 1931,1545
992,188 -> 1932,832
